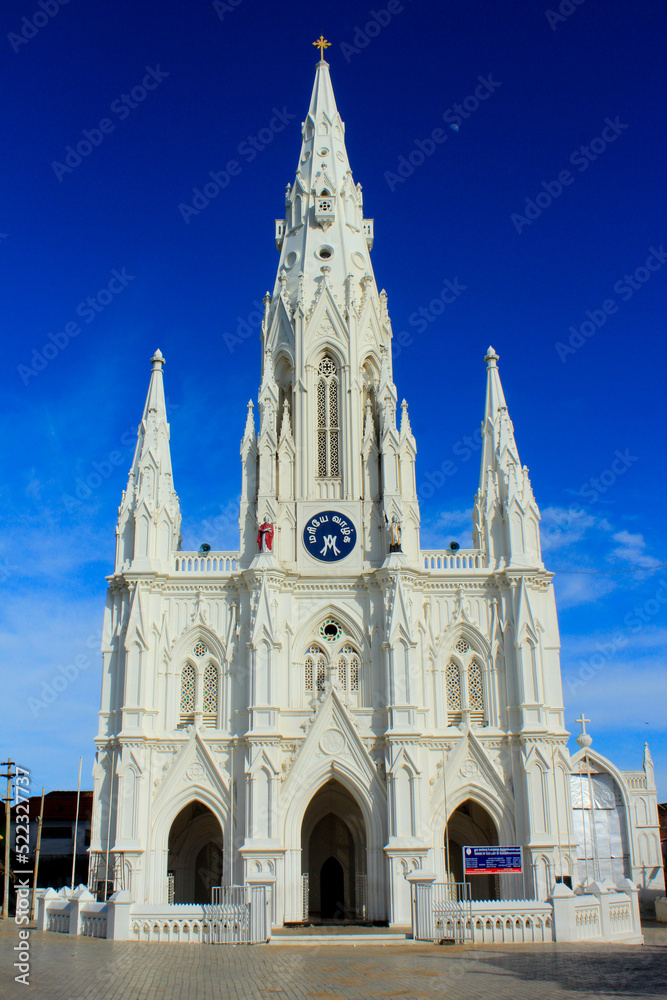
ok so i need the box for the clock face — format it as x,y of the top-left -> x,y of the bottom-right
303,511 -> 357,562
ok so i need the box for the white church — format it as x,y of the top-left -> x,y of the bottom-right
88,54 -> 664,928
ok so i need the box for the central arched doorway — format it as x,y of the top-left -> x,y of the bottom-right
445,799 -> 499,901
168,801 -> 223,904
301,780 -> 366,923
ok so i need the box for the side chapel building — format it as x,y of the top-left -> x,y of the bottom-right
88,55 -> 664,925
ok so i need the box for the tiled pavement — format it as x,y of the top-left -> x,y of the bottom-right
1,921 -> 666,999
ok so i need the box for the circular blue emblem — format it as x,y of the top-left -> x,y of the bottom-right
303,510 -> 357,562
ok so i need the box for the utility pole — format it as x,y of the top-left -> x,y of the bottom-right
1,758 -> 15,920
31,788 -> 45,920
71,757 -> 83,891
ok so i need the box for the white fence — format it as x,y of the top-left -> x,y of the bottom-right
37,884 -> 269,945
39,887 -> 109,939
422,550 -> 486,571
174,552 -> 239,573
432,882 -> 472,944
409,874 -> 643,945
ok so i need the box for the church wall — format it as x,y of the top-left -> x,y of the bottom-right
86,57 -> 664,927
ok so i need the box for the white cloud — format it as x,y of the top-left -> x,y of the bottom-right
433,508 -> 473,530
552,572 -> 617,609
0,591 -> 103,794
610,530 -> 662,570
540,505 -> 611,553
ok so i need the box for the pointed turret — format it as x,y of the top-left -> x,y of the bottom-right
242,54 -> 414,566
240,401 -> 258,566
270,58 -> 377,319
473,347 -> 542,570
116,350 -> 181,572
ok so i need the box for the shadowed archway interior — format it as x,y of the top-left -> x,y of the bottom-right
445,799 -> 499,901
167,801 -> 223,904
301,780 -> 366,922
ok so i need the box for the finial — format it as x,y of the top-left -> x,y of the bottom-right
485,346 -> 499,369
575,713 -> 593,749
151,349 -> 165,371
313,35 -> 331,61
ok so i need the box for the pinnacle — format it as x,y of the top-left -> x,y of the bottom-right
151,348 -> 165,370
484,346 -> 499,368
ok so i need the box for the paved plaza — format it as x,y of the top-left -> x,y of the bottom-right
1,922 -> 666,999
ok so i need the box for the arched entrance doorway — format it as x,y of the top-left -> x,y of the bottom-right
445,799 -> 499,901
301,780 -> 366,923
168,801 -> 223,904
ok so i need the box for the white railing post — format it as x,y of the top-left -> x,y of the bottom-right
36,888 -> 57,931
106,890 -> 134,941
405,870 -> 437,940
68,886 -> 95,936
248,884 -> 269,942
548,881 -> 577,941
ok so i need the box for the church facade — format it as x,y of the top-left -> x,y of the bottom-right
88,57 -> 664,926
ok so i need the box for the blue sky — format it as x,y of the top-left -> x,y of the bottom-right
1,0 -> 665,801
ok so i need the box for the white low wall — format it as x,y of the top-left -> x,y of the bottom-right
36,884 -> 270,944
466,902 -> 553,944
549,878 -> 643,944
37,886 -> 108,939
409,874 -> 644,945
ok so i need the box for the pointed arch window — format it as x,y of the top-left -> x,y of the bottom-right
180,663 -> 195,722
444,639 -> 487,727
179,652 -> 220,728
305,644 -> 326,692
337,644 -> 360,693
316,356 -> 340,478
202,662 -> 218,722
468,659 -> 484,722
446,660 -> 462,725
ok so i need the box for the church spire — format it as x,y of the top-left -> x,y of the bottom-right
271,57 -> 376,314
473,347 -> 542,570
115,350 -> 181,571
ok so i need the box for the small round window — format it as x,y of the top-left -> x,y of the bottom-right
320,619 -> 342,642
316,246 -> 333,261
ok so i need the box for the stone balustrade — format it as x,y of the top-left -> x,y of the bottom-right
421,550 -> 486,571
173,552 -> 239,574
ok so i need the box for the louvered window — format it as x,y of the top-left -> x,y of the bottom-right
202,662 -> 218,725
180,663 -> 196,723
316,356 -> 340,478
446,660 -> 462,725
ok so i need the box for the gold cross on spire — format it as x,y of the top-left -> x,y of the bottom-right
313,35 -> 331,61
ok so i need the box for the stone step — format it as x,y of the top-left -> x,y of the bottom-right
269,932 -> 413,946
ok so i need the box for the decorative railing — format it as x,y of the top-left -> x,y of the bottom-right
81,912 -> 108,938
626,774 -> 647,790
46,910 -> 69,933
38,884 -> 270,944
422,550 -> 486,571
131,914 -> 215,944
574,903 -> 600,939
174,552 -> 239,574
131,888 -> 268,944
465,903 -> 553,944
411,877 -> 643,946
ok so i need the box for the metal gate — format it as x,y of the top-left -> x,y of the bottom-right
432,882 -> 472,944
206,885 -> 268,944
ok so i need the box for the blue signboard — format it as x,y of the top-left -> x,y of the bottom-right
303,511 -> 357,562
463,846 -> 522,875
